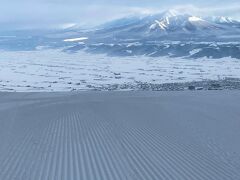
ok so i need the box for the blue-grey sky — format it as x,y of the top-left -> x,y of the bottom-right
1,0 -> 240,28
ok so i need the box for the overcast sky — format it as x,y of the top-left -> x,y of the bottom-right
1,0 -> 240,28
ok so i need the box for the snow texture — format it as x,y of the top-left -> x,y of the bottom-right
0,50 -> 240,92
0,91 -> 240,180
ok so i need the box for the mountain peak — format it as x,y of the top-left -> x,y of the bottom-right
188,16 -> 205,22
162,9 -> 179,18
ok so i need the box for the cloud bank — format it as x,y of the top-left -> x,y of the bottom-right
1,0 -> 239,29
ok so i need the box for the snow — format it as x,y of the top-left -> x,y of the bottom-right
189,48 -> 202,55
218,16 -> 237,23
155,20 -> 167,30
150,20 -> 168,30
165,17 -> 170,25
189,16 -> 204,22
63,37 -> 88,42
0,50 -> 240,92
0,91 -> 240,180
126,42 -> 142,47
149,23 -> 157,30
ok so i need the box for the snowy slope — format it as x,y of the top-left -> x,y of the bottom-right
0,91 -> 240,180
96,10 -> 228,36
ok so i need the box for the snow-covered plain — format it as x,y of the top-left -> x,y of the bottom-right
0,50 -> 240,91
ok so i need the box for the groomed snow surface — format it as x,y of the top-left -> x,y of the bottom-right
0,50 -> 240,91
0,91 -> 240,180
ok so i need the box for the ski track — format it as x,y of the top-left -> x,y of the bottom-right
0,93 -> 240,180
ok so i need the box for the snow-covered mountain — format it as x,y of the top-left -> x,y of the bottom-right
62,10 -> 240,59
1,10 -> 240,59
95,10 -> 234,38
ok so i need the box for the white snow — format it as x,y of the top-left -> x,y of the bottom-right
153,20 -> 167,30
189,48 -> 202,55
126,42 -> 142,47
0,50 -> 240,92
149,23 -> 157,30
189,16 -> 204,22
219,16 -> 238,23
165,17 -> 170,25
63,37 -> 88,42
150,17 -> 171,30
0,91 -> 240,180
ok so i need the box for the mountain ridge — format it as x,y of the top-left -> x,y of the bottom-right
1,10 -> 240,59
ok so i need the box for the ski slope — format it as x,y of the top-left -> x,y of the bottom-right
0,91 -> 240,180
